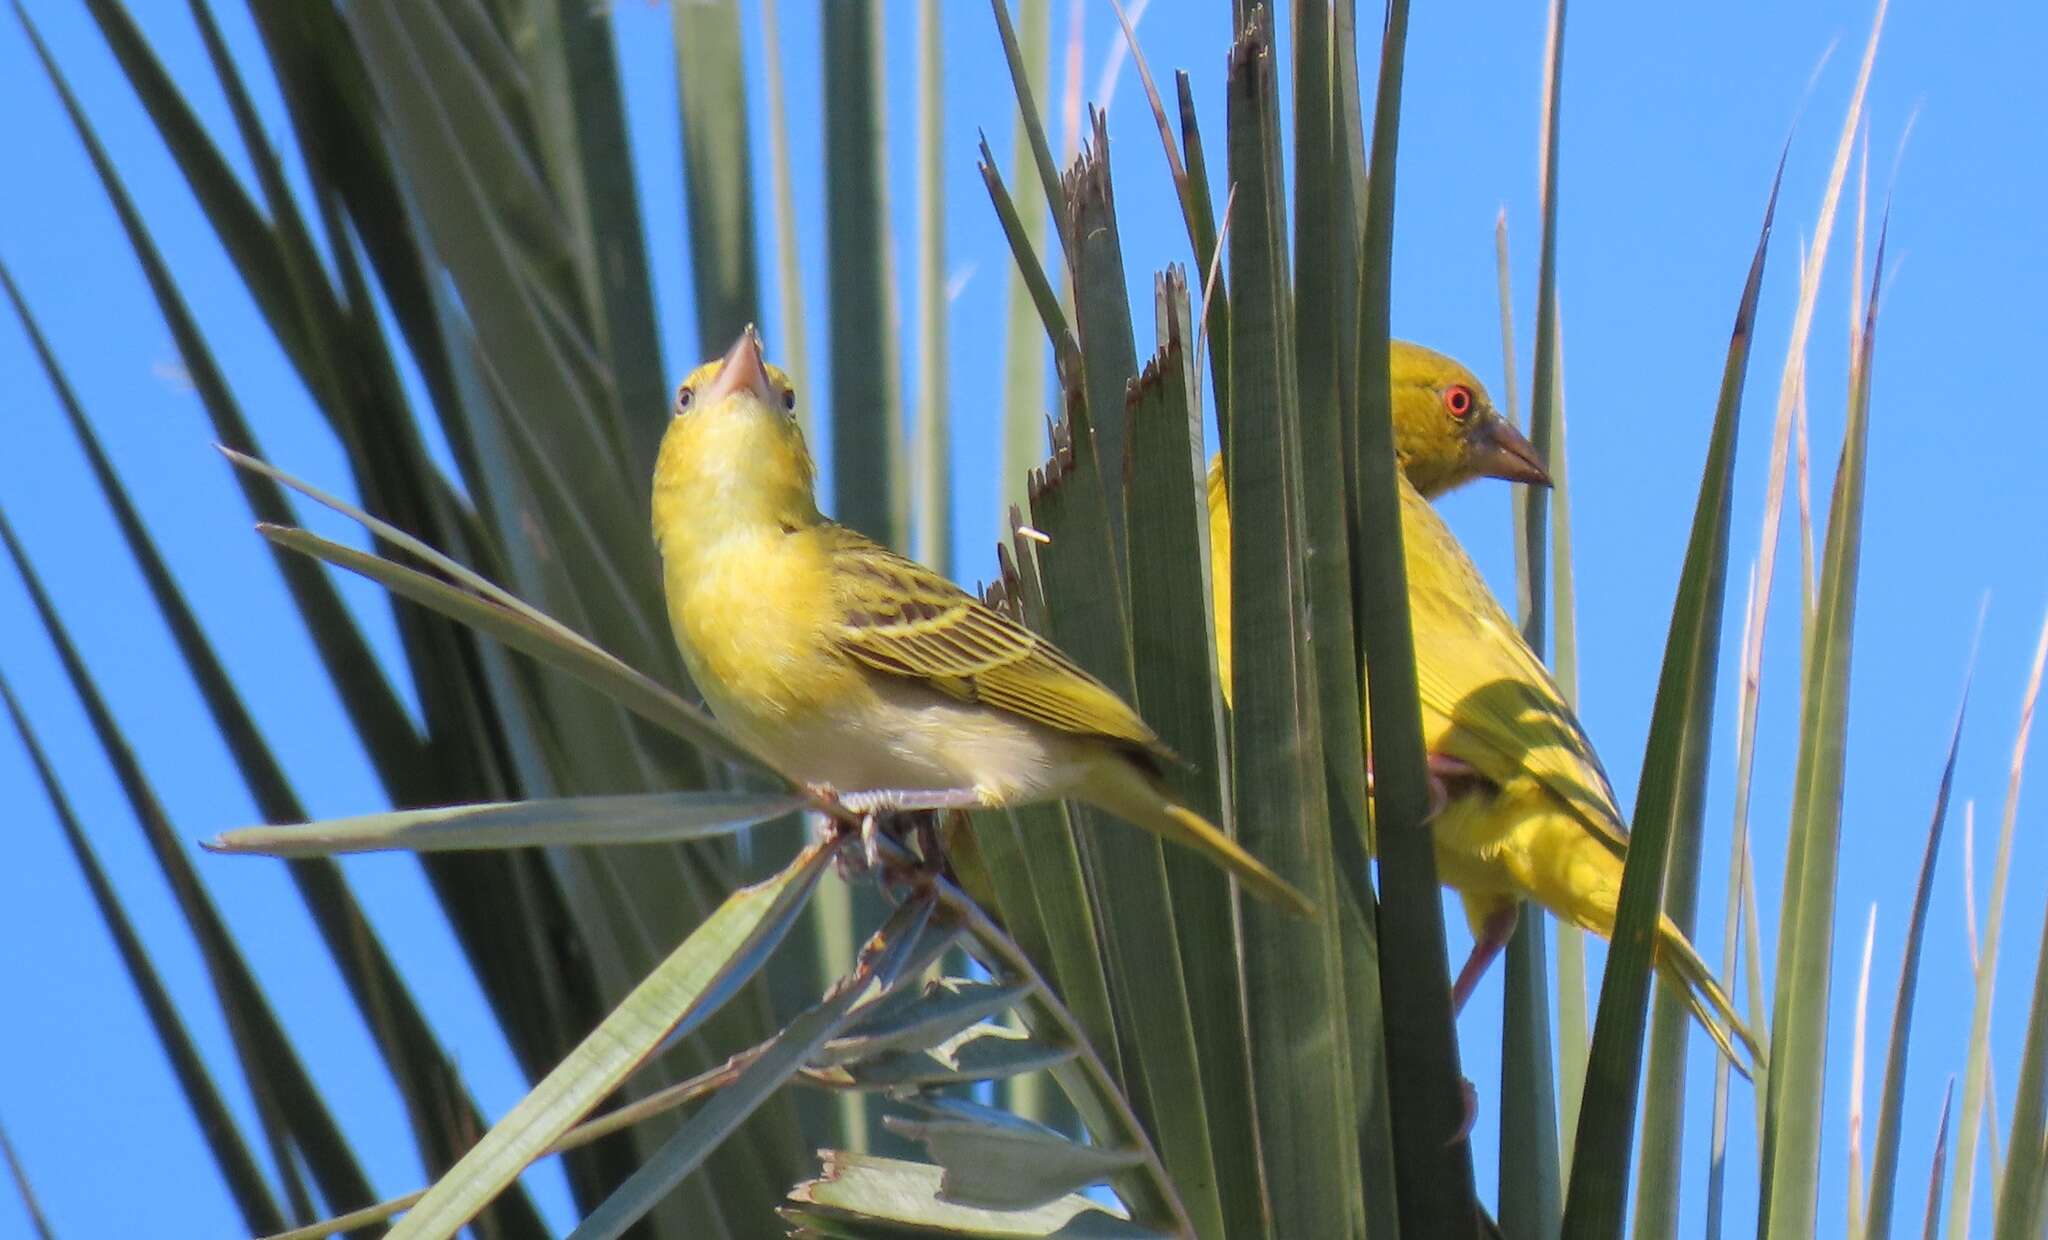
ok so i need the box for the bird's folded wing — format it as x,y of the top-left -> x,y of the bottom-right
824,530 -> 1163,753
1403,491 -> 1630,856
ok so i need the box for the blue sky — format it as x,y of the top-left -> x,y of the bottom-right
1,0 -> 2044,1235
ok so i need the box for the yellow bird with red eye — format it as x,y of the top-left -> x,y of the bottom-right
1209,339 -> 1758,1072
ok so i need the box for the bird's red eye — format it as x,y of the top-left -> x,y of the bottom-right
1443,385 -> 1473,419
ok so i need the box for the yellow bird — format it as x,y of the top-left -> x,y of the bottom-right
654,328 -> 1311,917
1209,341 -> 1757,1069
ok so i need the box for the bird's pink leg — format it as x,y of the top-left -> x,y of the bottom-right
1444,901 -> 1518,1147
1361,757 -> 1500,1146
1366,754 -> 1484,821
1448,1078 -> 1480,1148
1450,903 -> 1521,1016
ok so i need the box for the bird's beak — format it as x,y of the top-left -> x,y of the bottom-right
704,325 -> 778,407
1467,415 -> 1552,488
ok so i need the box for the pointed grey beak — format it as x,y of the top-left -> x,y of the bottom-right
704,325 -> 777,407
1467,415 -> 1552,488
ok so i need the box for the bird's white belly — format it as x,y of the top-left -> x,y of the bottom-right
717,678 -> 1094,804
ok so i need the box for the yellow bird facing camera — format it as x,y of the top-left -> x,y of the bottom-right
652,328 -> 1311,917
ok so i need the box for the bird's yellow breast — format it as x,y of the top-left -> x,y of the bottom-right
652,397 -> 865,746
658,524 -> 859,729
1430,775 -> 1622,927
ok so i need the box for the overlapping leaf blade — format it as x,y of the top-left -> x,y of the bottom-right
823,0 -> 906,549
208,791 -> 805,857
1224,12 -> 1362,1237
0,680 -> 286,1237
1501,4 -> 1569,1231
783,1152 -> 1168,1238
1349,0 -> 1479,1230
568,899 -> 946,1240
1758,221 -> 1887,1240
1561,164 -> 1779,1240
0,513 -> 375,1222
1124,288 -> 1264,1239
1862,658 -> 1975,1238
1024,369 -> 1225,1235
0,259 -> 536,1223
387,843 -> 834,1239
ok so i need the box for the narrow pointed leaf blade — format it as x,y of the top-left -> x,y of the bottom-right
1988,613 -> 2048,1240
254,522 -> 765,772
836,1029 -> 1075,1088
1921,1081 -> 1956,1240
674,0 -> 761,358
387,844 -> 834,1239
1025,394 -> 1226,1238
1224,12 -> 1365,1236
0,1120 -> 51,1240
986,0 -> 1066,230
0,681 -> 285,1236
1502,2 -> 1568,1227
567,899 -> 939,1240
1349,0 -> 1477,1228
18,18 -> 424,789
0,516 -> 377,1216
1863,659 -> 1975,1238
1124,291 -> 1267,1239
0,258 -> 530,1210
1759,222 -> 1889,1240
1562,168 -> 1778,1238
993,0 -> 1054,514
884,1098 -> 1144,1214
783,1152 -> 1168,1238
823,0 -> 906,548
947,880 -> 1188,1233
207,791 -> 806,857
823,981 -> 1033,1064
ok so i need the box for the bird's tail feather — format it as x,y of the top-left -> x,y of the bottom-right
1155,803 -> 1314,918
1656,916 -> 1764,1077
1084,763 -> 1314,917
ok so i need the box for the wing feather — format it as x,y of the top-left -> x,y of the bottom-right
1400,486 -> 1630,856
823,527 -> 1165,757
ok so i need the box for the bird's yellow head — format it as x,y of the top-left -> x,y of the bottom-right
1390,340 -> 1551,497
653,327 -> 818,545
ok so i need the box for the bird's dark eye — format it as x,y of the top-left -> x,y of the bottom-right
676,386 -> 694,414
781,387 -> 797,412
1443,385 -> 1473,420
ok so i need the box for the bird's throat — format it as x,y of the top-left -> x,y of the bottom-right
653,399 -> 822,555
